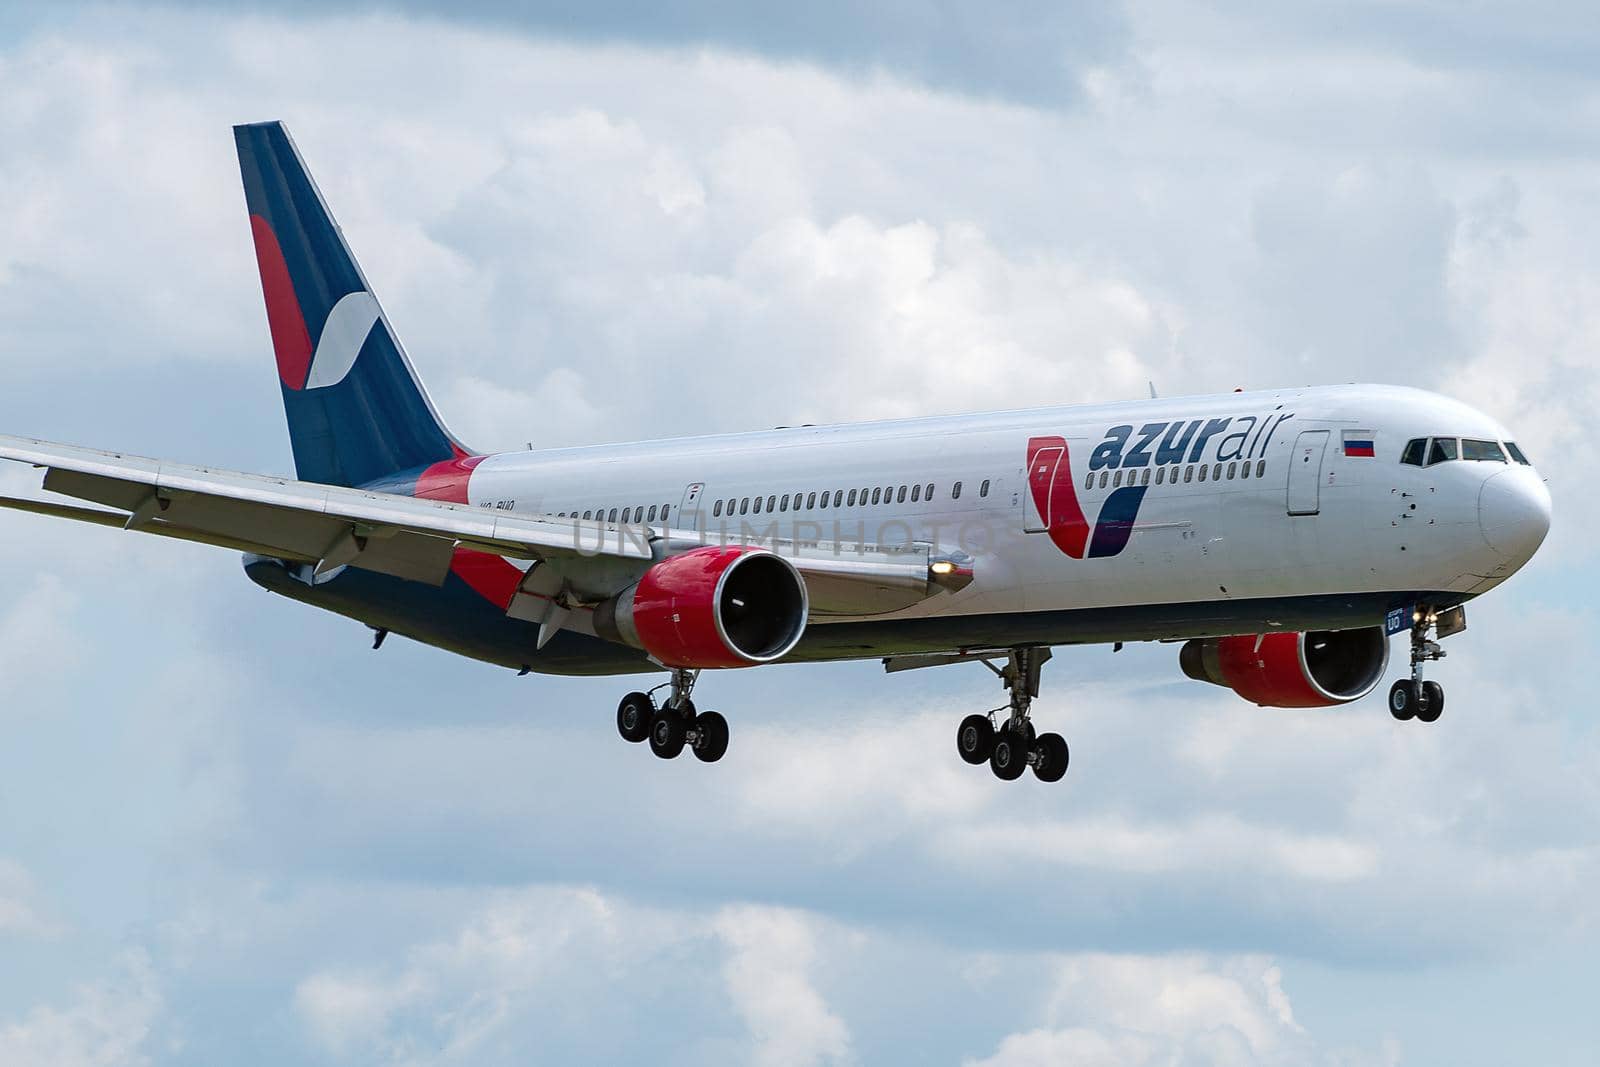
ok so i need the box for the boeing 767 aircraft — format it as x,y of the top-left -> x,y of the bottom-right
0,122 -> 1552,783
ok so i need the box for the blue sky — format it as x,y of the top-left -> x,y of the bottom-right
0,3 -> 1596,1065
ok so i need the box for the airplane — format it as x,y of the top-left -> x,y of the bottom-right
0,121 -> 1552,784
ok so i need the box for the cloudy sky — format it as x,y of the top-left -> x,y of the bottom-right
0,2 -> 1596,1064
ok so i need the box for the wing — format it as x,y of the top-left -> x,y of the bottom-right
0,435 -> 971,615
0,435 -> 649,586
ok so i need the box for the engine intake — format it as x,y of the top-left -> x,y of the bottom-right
1180,627 -> 1390,707
594,546 -> 808,669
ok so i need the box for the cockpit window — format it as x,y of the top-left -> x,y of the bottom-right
1505,441 -> 1532,466
1461,438 -> 1507,462
1426,437 -> 1458,466
1400,438 -> 1426,466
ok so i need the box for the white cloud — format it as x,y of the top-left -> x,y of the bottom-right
969,953 -> 1398,1067
716,906 -> 852,1067
291,887 -> 850,1067
0,950 -> 162,1067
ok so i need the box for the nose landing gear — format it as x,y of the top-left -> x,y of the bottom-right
1389,610 -> 1449,724
616,668 -> 730,763
954,647 -> 1070,783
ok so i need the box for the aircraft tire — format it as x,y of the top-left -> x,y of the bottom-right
1033,733 -> 1069,783
989,731 -> 1030,781
617,692 -> 654,743
957,714 -> 995,765
649,709 -> 687,759
1388,680 -> 1418,721
1417,681 -> 1445,723
691,711 -> 729,763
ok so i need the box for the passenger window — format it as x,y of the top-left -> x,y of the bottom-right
952,481 -> 963,500
649,505 -> 659,522
1099,471 -> 1109,489
767,495 -> 776,512
980,479 -> 990,497
753,496 -> 763,514
779,494 -> 788,512
740,498 -> 750,515
1505,442 -> 1531,465
1255,460 -> 1265,478
1213,463 -> 1222,480
1198,464 -> 1207,482
713,500 -> 723,518
1241,462 -> 1251,479
1227,461 -> 1237,479
661,505 -> 670,523
833,490 -> 843,507
1462,438 -> 1506,462
848,489 -> 857,506
1400,438 -> 1426,466
911,484 -> 921,502
807,492 -> 817,509
1184,465 -> 1194,483
1426,438 -> 1458,466
925,482 -> 934,500
897,486 -> 907,503
1085,472 -> 1094,490
869,488 -> 879,505
582,510 -> 592,520
608,508 -> 618,522
1156,467 -> 1165,485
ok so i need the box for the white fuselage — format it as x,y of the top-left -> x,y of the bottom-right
456,384 -> 1547,642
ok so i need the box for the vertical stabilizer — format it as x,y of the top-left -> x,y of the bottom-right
234,121 -> 469,488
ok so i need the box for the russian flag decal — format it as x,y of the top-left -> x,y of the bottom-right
1343,430 -> 1376,458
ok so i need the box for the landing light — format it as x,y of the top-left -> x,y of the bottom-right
931,561 -> 957,576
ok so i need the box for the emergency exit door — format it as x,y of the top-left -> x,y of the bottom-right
1287,430 -> 1329,516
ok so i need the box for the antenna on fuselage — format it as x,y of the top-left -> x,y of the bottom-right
1148,381 -> 1158,399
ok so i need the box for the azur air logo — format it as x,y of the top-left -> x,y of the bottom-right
1028,412 -> 1295,560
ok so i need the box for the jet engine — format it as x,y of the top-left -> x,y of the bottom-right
1179,627 -> 1389,708
593,546 -> 808,669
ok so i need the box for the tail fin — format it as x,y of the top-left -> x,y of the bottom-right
234,121 -> 469,488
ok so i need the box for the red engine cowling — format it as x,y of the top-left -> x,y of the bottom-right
1179,627 -> 1390,707
593,546 -> 808,669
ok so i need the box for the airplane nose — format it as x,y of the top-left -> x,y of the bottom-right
1478,467 -> 1552,564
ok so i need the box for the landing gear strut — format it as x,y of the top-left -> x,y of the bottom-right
1389,610 -> 1447,724
616,668 -> 729,763
955,647 -> 1069,783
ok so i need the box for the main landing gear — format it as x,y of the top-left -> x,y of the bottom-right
1388,611 -> 1447,724
616,668 -> 730,763
955,647 -> 1070,784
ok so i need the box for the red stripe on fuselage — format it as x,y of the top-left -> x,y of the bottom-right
247,215 -> 313,391
415,454 -> 486,503
449,547 -> 523,610
1027,436 -> 1091,559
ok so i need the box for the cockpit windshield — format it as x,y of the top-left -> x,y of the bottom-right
1401,436 -> 1531,467
1462,439 -> 1506,462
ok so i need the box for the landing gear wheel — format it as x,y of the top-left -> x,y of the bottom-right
957,714 -> 995,765
667,697 -> 696,719
989,731 -> 1031,781
691,711 -> 729,763
1417,681 -> 1445,723
1388,679 -> 1418,721
1033,733 -> 1069,783
616,692 -> 653,743
649,709 -> 687,759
